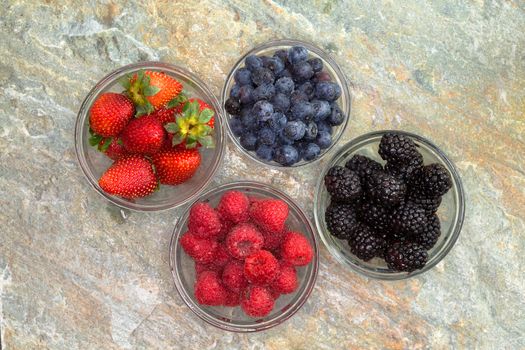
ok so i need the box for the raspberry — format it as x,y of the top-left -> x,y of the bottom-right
224,290 -> 241,306
213,243 -> 231,269
271,261 -> 298,294
225,223 -> 264,259
269,288 -> 281,300
241,285 -> 275,318
194,262 -> 222,277
188,202 -> 222,239
261,228 -> 285,251
221,260 -> 248,293
194,271 -> 228,306
324,166 -> 362,202
249,199 -> 289,233
217,190 -> 250,223
244,250 -> 279,285
385,242 -> 428,272
281,231 -> 314,266
180,232 -> 218,264
217,212 -> 235,241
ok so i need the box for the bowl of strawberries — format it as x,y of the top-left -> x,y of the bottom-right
75,62 -> 226,211
169,181 -> 319,332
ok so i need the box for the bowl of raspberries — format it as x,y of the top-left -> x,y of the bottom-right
169,181 -> 319,332
222,39 -> 351,167
75,62 -> 226,211
314,131 -> 465,279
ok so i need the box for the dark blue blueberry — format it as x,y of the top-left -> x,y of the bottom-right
304,122 -> 318,141
302,143 -> 321,161
317,121 -> 333,134
287,46 -> 308,64
240,104 -> 253,118
292,62 -> 314,82
224,98 -> 241,115
234,68 -> 252,86
271,93 -> 291,113
277,69 -> 292,79
230,83 -> 241,99
284,120 -> 306,141
311,99 -> 331,121
297,81 -> 315,100
328,102 -> 345,126
277,130 -> 294,145
268,112 -> 287,132
252,100 -> 274,122
252,83 -> 275,101
251,68 -> 275,86
290,91 -> 309,106
239,85 -> 254,105
273,49 -> 288,63
315,81 -> 341,101
316,130 -> 332,149
256,144 -> 274,161
230,116 -> 244,137
307,58 -> 323,72
241,113 -> 258,131
313,71 -> 332,82
245,55 -> 263,71
259,56 -> 272,66
240,133 -> 258,151
275,77 -> 294,96
274,145 -> 299,166
290,101 -> 314,121
257,127 -> 276,146
264,57 -> 285,74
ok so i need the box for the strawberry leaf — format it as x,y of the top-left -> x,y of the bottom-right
136,105 -> 148,117
117,138 -> 123,145
144,85 -> 160,96
164,122 -> 179,133
136,70 -> 145,82
171,133 -> 186,146
189,101 -> 199,116
182,101 -> 191,113
198,109 -> 214,124
197,135 -> 214,148
119,76 -> 131,90
89,134 -> 103,147
99,137 -> 113,152
200,125 -> 213,134
166,92 -> 188,109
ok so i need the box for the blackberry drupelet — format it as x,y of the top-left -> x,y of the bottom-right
385,242 -> 428,272
390,202 -> 428,236
378,132 -> 420,164
366,171 -> 406,207
358,202 -> 391,233
385,152 -> 423,181
414,213 -> 441,250
407,192 -> 442,216
324,166 -> 362,202
345,154 -> 383,185
410,163 -> 452,197
348,223 -> 387,261
325,202 -> 358,240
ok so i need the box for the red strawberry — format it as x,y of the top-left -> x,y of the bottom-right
121,115 -> 165,155
98,138 -> 128,160
98,155 -> 158,199
249,199 -> 289,234
89,93 -> 134,137
151,148 -> 201,185
150,106 -> 176,125
165,99 -> 215,149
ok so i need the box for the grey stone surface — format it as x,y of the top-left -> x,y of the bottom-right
1,0 -> 524,349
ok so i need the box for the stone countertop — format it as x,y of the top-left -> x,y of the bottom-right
1,0 -> 524,349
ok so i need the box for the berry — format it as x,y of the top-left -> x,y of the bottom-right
194,271 -> 227,305
290,102 -> 314,121
256,144 -> 274,161
385,242 -> 428,272
249,199 -> 289,233
292,61 -> 314,82
317,121 -> 332,134
324,166 -> 362,202
240,133 -> 258,151
274,145 -> 299,165
357,202 -> 391,233
277,68 -> 292,79
290,91 -> 309,106
258,127 -> 276,146
328,102 -> 344,126
271,262 -> 298,294
307,58 -> 323,72
226,223 -> 264,259
230,83 -> 241,99
89,93 -> 135,137
224,98 -> 241,115
217,190 -> 250,224
224,290 -> 241,306
271,93 -> 291,113
268,112 -> 287,132
385,152 -> 423,181
239,85 -> 254,104
301,142 -> 321,161
314,71 -> 331,82
188,202 -> 222,239
325,202 -> 358,240
195,262 -> 223,277
273,49 -> 288,63
314,82 -> 341,101
234,68 -> 252,86
251,68 -> 275,86
378,132 -> 420,164
241,112 -> 258,132
180,232 -> 218,264
311,99 -> 331,121
150,106 -> 176,125
120,115 -> 165,155
230,117 -> 244,137
277,130 -> 294,145
241,285 -> 274,318
415,213 -> 441,250
303,122 -> 318,141
245,55 -> 263,71
126,71 -> 183,112
213,243 -> 232,269
253,100 -> 274,122
98,155 -> 157,199
253,83 -> 275,101
244,250 -> 279,285
391,202 -> 428,236
407,192 -> 442,216
315,131 -> 332,149
98,137 -> 128,161
348,224 -> 387,261
261,228 -> 285,251
217,213 -> 235,241
281,231 -> 313,266
221,260 -> 248,293
151,148 -> 201,185
287,46 -> 308,64
345,154 -> 383,185
297,81 -> 315,100
366,171 -> 406,206
410,163 -> 452,197
274,77 -> 295,95
264,57 -> 285,74
284,120 -> 306,140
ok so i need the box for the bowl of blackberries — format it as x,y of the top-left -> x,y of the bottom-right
314,131 -> 465,279
222,39 -> 351,167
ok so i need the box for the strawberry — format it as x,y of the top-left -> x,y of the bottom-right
98,155 -> 158,199
89,93 -> 134,137
120,115 -> 165,155
97,137 -> 128,160
173,98 -> 215,129
150,106 -> 176,125
151,148 -> 201,185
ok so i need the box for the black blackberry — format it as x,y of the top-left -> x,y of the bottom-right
224,98 -> 241,115
345,154 -> 383,185
385,152 -> 423,182
385,242 -> 428,272
324,166 -> 362,202
407,192 -> 442,216
348,224 -> 386,261
390,202 -> 428,236
325,202 -> 358,240
366,171 -> 406,207
410,163 -> 452,197
378,132 -> 420,164
357,202 -> 391,233
414,214 -> 441,250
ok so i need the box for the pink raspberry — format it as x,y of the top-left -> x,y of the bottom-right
249,199 -> 289,233
194,271 -> 228,306
225,223 -> 264,259
223,290 -> 241,307
217,212 -> 235,242
261,228 -> 286,251
281,231 -> 314,266
241,285 -> 275,318
188,202 -> 222,239
194,262 -> 222,278
217,190 -> 250,223
213,243 -> 231,268
271,261 -> 298,294
180,231 -> 218,264
244,250 -> 279,285
221,260 -> 248,293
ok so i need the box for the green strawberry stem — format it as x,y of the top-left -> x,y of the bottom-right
164,100 -> 215,149
121,70 -> 159,117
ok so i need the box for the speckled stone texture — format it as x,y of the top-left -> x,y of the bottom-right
1,0 -> 524,349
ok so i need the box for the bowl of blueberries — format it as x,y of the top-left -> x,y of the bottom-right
221,39 -> 351,167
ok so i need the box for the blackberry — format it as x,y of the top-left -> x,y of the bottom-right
407,192 -> 442,216
324,166 -> 362,202
385,152 -> 423,182
385,242 -> 428,272
390,202 -> 428,236
325,202 -> 358,240
357,202 -> 391,233
414,213 -> 441,250
348,224 -> 387,261
378,132 -> 420,164
345,154 -> 383,185
366,171 -> 406,207
410,163 -> 452,197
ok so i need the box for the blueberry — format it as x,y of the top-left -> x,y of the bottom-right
257,127 -> 276,146
268,112 -> 287,132
311,99 -> 331,121
290,101 -> 314,121
315,81 -> 341,101
301,143 -> 321,161
264,57 -> 285,74
224,98 -> 241,115
328,102 -> 345,126
256,144 -> 274,161
241,113 -> 258,131
292,62 -> 314,82
307,58 -> 323,72
230,116 -> 244,137
245,55 -> 263,71
304,122 -> 318,141
252,83 -> 275,101
290,91 -> 309,106
277,130 -> 294,145
271,93 -> 291,113
284,120 -> 306,140
274,145 -> 299,166
230,83 -> 241,99
259,56 -> 272,66
251,68 -> 275,86
240,133 -> 258,151
275,77 -> 295,96
277,69 -> 292,79
239,85 -> 254,104
287,46 -> 308,64
273,49 -> 288,64
313,71 -> 331,82
252,100 -> 274,122
316,130 -> 332,149
317,121 -> 333,134
297,81 -> 315,100
240,104 -> 253,118
234,68 -> 252,86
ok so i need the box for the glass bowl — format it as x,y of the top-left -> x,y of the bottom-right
75,62 -> 226,211
221,39 -> 351,168
314,131 -> 465,280
169,181 -> 319,332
